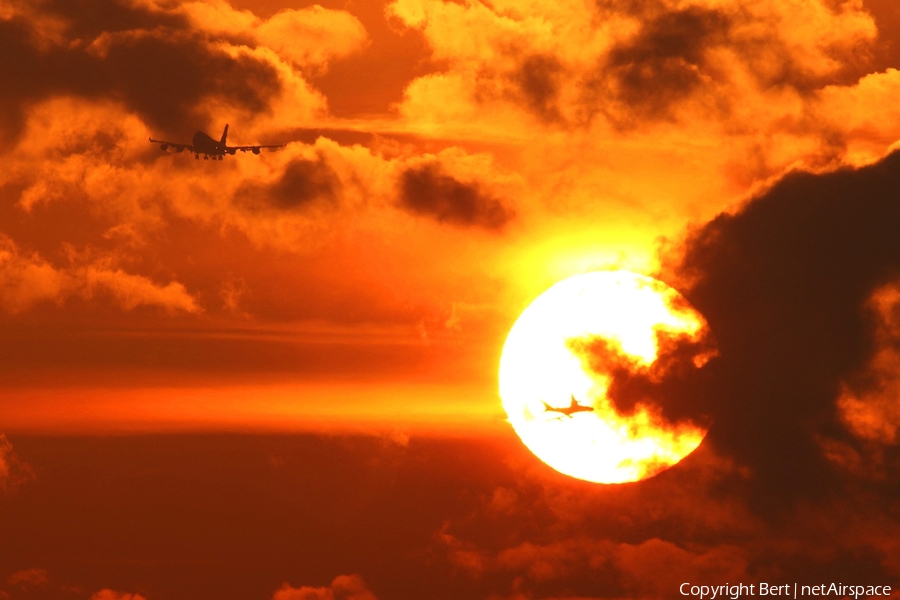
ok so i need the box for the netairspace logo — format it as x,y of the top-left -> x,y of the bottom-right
680,583 -> 893,600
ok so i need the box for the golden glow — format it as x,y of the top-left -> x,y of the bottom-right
498,271 -> 715,484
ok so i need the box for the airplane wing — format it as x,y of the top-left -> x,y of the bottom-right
149,138 -> 193,153
226,144 -> 286,155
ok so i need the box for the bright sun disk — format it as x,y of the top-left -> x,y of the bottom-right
498,270 -> 715,484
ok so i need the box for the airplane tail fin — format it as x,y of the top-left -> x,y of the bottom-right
220,124 -> 229,145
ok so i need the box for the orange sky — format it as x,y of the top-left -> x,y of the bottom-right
4,0 -> 900,434
4,2 -> 900,600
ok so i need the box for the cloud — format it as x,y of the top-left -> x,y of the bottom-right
272,575 -> 377,600
88,590 -> 147,600
0,434 -> 34,493
509,54 -> 566,124
0,0 -> 282,142
0,95 -> 519,340
6,569 -> 48,588
0,0 -> 371,144
615,539 -> 748,599
398,162 -> 514,230
388,0 -> 887,178
255,6 -> 368,70
236,154 -> 341,212
435,526 -> 752,599
426,436 -> 899,598
594,6 -> 732,125
183,1 -> 368,70
663,149 -> 900,503
79,263 -> 201,313
0,235 -> 67,313
836,283 -> 900,445
0,234 -> 199,314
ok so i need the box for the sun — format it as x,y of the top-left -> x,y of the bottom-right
498,270 -> 716,484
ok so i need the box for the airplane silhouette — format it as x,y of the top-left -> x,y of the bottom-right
149,125 -> 285,160
542,395 -> 594,419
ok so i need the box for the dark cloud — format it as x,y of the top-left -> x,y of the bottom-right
236,156 -> 340,211
865,0 -> 900,70
102,34 -> 279,135
0,17 -> 97,142
0,434 -> 524,600
510,54 -> 564,124
2,432 -> 897,600
398,164 -> 513,230
568,328 -> 717,427
270,157 -> 340,209
0,0 -> 281,144
663,150 -> 900,508
41,0 -> 185,39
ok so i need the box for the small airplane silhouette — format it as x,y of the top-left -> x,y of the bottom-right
149,125 -> 285,160
542,395 -> 594,419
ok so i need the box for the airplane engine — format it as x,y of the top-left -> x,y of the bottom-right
227,148 -> 236,155
176,147 -> 184,153
252,148 -> 260,155
160,144 -> 168,151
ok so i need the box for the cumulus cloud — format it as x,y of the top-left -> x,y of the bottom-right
236,154 -> 341,212
183,1 -> 368,70
398,162 -> 513,230
0,234 -> 199,314
386,0 -> 899,184
0,0 -> 280,142
255,6 -> 368,70
0,0 -> 370,144
0,90 -> 518,340
390,0 -> 877,127
664,149 -> 900,503
0,235 -> 67,312
272,575 -> 377,600
594,6 -> 733,125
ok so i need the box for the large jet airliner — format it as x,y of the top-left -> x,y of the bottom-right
542,396 -> 595,419
149,125 -> 285,160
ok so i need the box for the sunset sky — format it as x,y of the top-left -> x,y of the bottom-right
2,0 -> 900,598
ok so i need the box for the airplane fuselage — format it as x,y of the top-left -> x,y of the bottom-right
543,396 -> 594,418
192,131 -> 226,156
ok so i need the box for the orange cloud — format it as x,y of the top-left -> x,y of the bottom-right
0,435 -> 35,492
386,0 -> 895,188
616,539 -> 748,599
0,234 -> 199,314
88,590 -> 148,600
838,282 -> 900,445
0,235 -> 67,313
182,0 -> 368,70
0,0 -> 365,146
272,575 -> 377,600
6,569 -> 48,588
